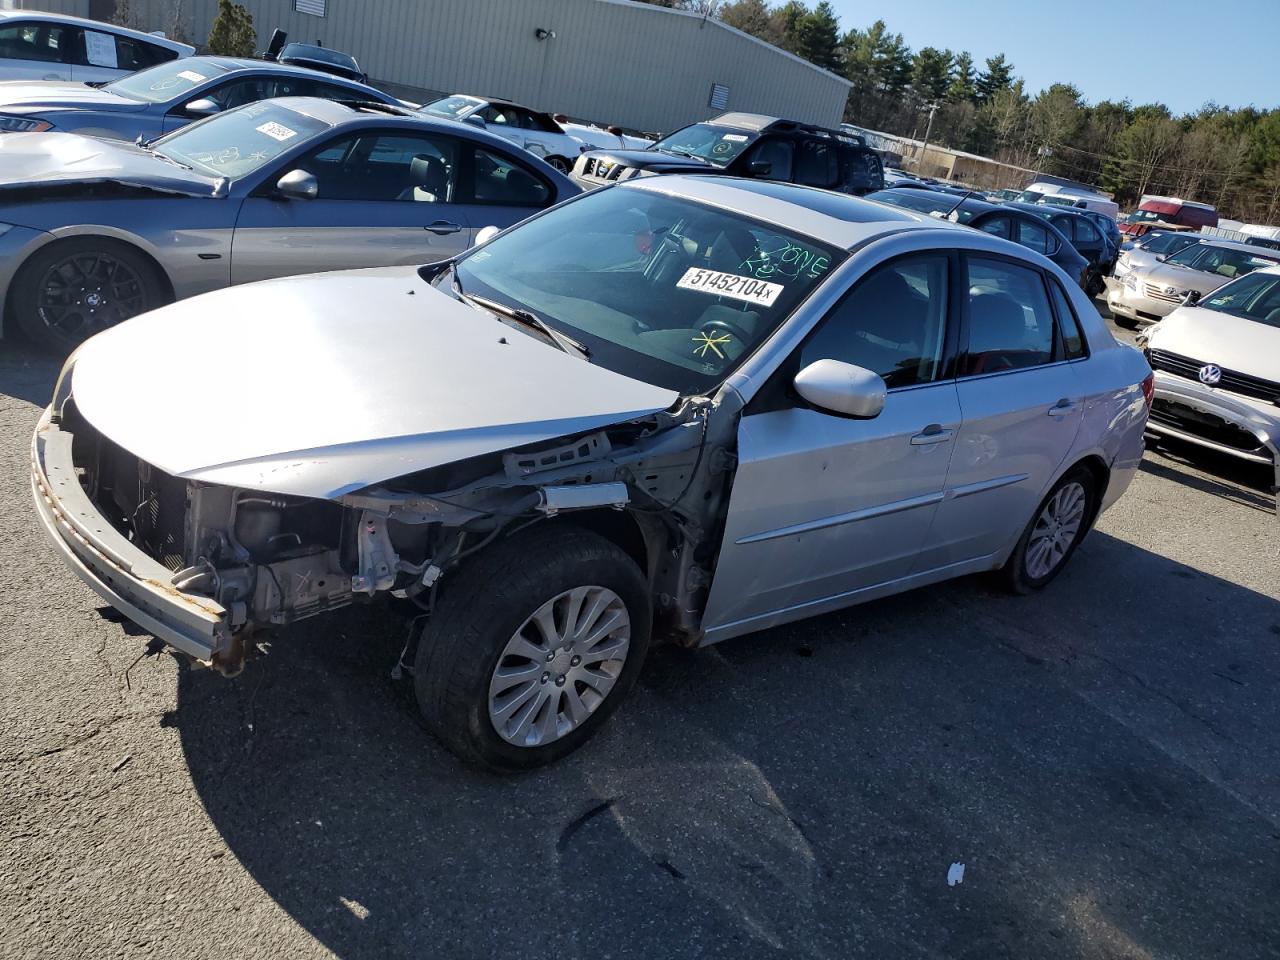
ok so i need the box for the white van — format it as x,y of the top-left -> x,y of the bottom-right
0,10 -> 192,83
1020,181 -> 1120,221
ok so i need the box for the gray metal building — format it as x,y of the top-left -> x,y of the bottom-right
8,0 -> 851,133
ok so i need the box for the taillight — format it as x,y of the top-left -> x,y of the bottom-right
1141,372 -> 1154,407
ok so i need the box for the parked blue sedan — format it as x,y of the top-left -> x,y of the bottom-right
0,55 -> 403,141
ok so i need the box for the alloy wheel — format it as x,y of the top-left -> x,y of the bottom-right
36,252 -> 147,341
488,585 -> 631,747
1024,481 -> 1087,579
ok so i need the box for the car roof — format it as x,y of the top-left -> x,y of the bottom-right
624,175 -> 963,250
1180,238 -> 1280,257
186,55 -> 377,87
0,9 -> 194,53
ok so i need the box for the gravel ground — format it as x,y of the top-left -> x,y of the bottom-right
2,310 -> 1277,960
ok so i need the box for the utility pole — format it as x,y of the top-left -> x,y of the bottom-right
917,101 -> 938,173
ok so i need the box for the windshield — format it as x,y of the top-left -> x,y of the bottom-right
1165,243 -> 1280,278
651,123 -> 757,167
446,187 -> 842,394
153,101 -> 331,179
867,189 -> 983,223
421,95 -> 480,119
1130,208 -> 1174,223
105,58 -> 230,103
1200,272 -> 1280,326
1141,232 -> 1197,255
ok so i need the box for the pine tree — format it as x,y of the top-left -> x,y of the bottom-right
207,0 -> 256,58
975,53 -> 1014,105
947,51 -> 976,104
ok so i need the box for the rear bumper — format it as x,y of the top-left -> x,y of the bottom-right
1147,372 -> 1279,469
31,408 -> 229,661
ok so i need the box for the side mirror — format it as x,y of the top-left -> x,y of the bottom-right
275,169 -> 318,200
463,114 -> 486,129
1154,254 -> 1166,262
474,225 -> 501,246
184,98 -> 221,117
1182,290 -> 1201,305
747,159 -> 772,176
794,359 -> 885,419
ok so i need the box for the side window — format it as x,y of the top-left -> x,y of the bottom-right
311,81 -> 364,102
978,216 -> 1011,240
112,35 -> 172,71
0,21 -> 69,63
798,254 -> 949,390
962,257 -> 1057,376
742,138 -> 793,181
203,77 -> 265,110
471,147 -> 552,207
479,104 -> 513,126
1075,218 -> 1100,245
793,138 -> 839,188
837,144 -> 881,194
1016,219 -> 1054,255
296,133 -> 457,202
1049,280 -> 1087,359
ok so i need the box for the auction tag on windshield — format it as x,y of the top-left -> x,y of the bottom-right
677,267 -> 783,307
177,70 -> 206,83
255,121 -> 298,142
722,133 -> 749,142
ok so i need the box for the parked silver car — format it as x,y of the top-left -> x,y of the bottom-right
0,10 -> 193,83
0,54 -> 400,140
1143,265 -> 1280,480
0,96 -> 577,350
32,177 -> 1151,769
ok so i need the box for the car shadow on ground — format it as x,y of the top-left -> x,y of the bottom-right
171,531 -> 1280,960
0,339 -> 59,407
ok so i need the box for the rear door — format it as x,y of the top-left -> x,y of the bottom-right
702,251 -> 962,634
0,19 -> 73,80
231,128 -> 474,285
919,254 -> 1084,569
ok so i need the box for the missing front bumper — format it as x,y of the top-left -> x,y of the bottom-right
31,409 -> 230,662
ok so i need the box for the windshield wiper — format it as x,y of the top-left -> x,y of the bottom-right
460,292 -> 590,360
657,147 -> 700,160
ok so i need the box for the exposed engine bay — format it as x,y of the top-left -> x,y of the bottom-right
59,391 -> 740,676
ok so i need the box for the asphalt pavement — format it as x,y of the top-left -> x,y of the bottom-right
2,308 -> 1278,960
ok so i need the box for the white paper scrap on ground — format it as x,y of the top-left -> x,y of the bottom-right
947,862 -> 965,886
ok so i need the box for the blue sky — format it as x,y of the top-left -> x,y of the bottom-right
828,0 -> 1276,115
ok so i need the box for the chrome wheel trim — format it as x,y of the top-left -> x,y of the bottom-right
1025,481 -> 1087,580
488,585 -> 630,748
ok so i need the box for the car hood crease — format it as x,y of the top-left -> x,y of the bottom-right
68,267 -> 679,499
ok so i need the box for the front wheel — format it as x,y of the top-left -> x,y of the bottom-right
12,238 -> 168,353
414,526 -> 651,771
546,156 -> 571,173
1000,467 -> 1098,594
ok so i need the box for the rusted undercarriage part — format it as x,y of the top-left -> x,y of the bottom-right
73,392 -> 741,673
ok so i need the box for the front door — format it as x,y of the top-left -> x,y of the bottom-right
920,255 -> 1085,569
702,252 -> 961,634
231,129 -> 474,285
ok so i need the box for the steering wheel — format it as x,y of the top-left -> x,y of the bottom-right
699,316 -> 754,344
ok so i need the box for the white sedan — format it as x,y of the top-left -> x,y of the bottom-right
1143,265 -> 1280,483
418,94 -> 588,172
32,176 -> 1151,769
0,10 -> 192,83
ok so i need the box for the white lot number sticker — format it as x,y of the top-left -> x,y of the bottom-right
177,70 -> 207,84
721,133 -> 749,142
256,121 -> 298,142
677,267 -> 783,307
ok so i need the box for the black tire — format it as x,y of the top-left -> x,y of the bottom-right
414,525 -> 651,771
1000,466 -> 1098,595
12,237 -> 169,353
546,156 -> 571,173
1112,313 -> 1139,330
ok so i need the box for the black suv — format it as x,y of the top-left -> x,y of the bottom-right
572,112 -> 884,196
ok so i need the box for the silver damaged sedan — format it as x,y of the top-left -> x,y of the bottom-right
32,176 -> 1153,769
0,96 -> 577,351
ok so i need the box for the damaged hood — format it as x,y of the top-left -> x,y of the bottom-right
1147,305 -> 1280,378
68,267 -> 679,499
0,132 -> 220,196
0,80 -> 148,113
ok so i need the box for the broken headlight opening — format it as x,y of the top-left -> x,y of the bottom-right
59,394 -> 730,677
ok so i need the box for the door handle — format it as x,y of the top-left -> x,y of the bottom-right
910,424 -> 955,445
1047,399 -> 1079,417
425,221 -> 463,235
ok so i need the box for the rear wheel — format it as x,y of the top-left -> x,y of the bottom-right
1000,467 -> 1097,594
12,238 -> 168,353
414,526 -> 651,770
546,156 -> 571,173
1112,314 -> 1139,330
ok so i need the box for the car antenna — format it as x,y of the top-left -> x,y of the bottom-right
943,190 -> 976,221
